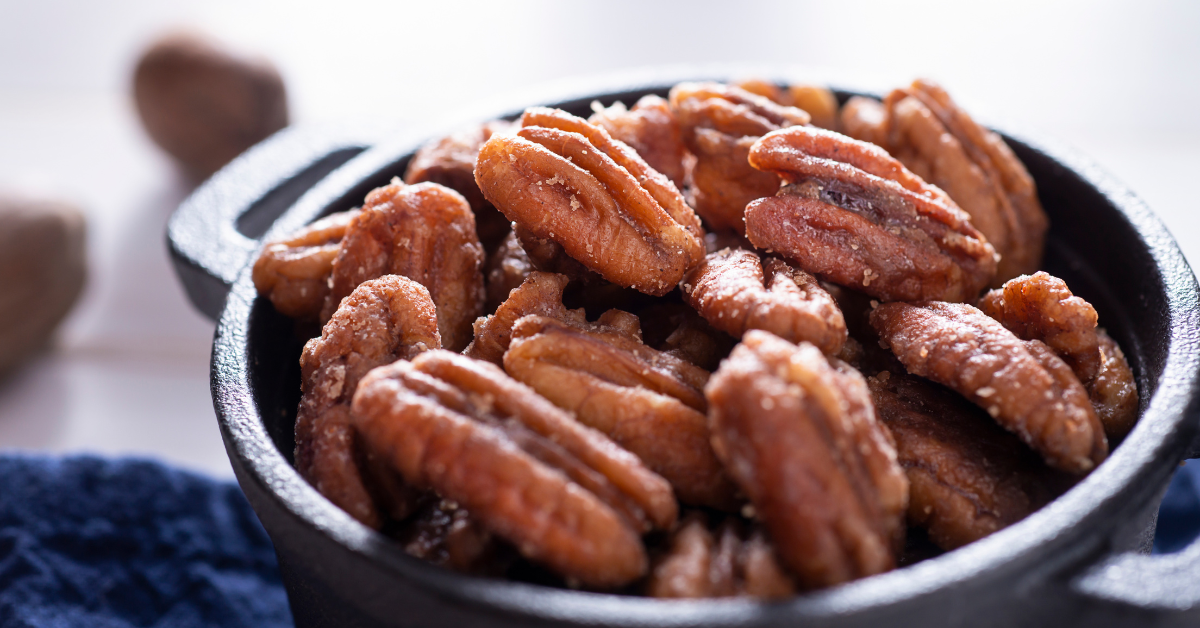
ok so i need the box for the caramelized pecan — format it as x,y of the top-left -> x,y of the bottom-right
483,230 -> 534,312
252,208 -> 359,319
745,126 -> 997,302
637,302 -> 736,371
733,79 -> 840,131
1090,331 -> 1139,442
465,271 -> 585,365
322,181 -> 485,351
681,248 -> 847,356
589,95 -> 689,188
870,301 -> 1107,473
646,512 -> 796,599
706,331 -> 908,588
397,498 -> 509,576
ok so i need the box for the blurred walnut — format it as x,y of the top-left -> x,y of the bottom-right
133,31 -> 288,180
0,194 -> 86,376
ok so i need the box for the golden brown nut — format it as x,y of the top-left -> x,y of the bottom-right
841,80 -> 1048,283
870,301 -> 1107,474
670,82 -> 810,233
504,314 -> 740,510
322,181 -> 485,351
589,95 -> 689,188
646,513 -> 796,600
868,370 -> 1062,550
132,32 -> 288,180
733,79 -> 840,131
465,271 -> 585,365
979,272 -> 1138,441
483,230 -> 534,312
397,498 -> 508,576
681,248 -> 847,356
295,275 -> 441,529
706,331 -> 908,589
404,120 -> 515,252
475,108 -> 704,296
352,350 -> 679,588
252,208 -> 358,319
637,303 -> 736,372
745,125 -> 998,303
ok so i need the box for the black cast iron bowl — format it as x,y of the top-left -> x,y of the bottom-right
168,68 -> 1200,627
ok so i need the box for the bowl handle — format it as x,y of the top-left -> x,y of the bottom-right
167,125 -> 374,321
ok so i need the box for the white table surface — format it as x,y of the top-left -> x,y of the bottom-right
1,0 -> 1198,479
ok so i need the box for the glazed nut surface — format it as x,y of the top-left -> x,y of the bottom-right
252,208 -> 358,320
705,331 -> 908,589
475,107 -> 704,296
589,94 -> 689,189
351,350 -> 679,588
321,181 -> 485,352
465,271 -> 585,365
681,247 -> 847,356
745,126 -> 998,303
870,301 -> 1107,474
646,513 -> 796,600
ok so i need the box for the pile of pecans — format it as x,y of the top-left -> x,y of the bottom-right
251,79 -> 1139,597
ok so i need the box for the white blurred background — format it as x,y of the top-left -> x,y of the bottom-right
1,0 -> 1197,478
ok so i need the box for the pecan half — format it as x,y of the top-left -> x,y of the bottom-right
483,230 -> 534,313
322,181 -> 485,351
841,80 -> 1047,283
475,107 -> 704,296
637,302 -> 736,371
465,271 -> 585,365
589,95 -> 689,188
681,248 -> 847,356
669,82 -> 810,233
745,126 -> 998,303
252,208 -> 359,319
980,272 -> 1138,441
870,301 -> 1107,473
397,498 -> 510,576
352,351 -> 678,588
733,79 -> 840,131
646,512 -> 796,600
706,331 -> 908,588
504,314 -> 740,510
868,370 -> 1062,550
295,275 -> 441,529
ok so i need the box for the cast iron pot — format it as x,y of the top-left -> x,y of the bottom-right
168,69 -> 1200,627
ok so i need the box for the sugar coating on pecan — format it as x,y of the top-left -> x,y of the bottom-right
589,95 -> 689,189
733,79 -> 840,131
868,370 -> 1061,550
870,301 -> 1107,474
465,271 -> 585,365
706,331 -> 908,589
322,181 -> 485,352
646,513 -> 796,599
475,108 -> 704,296
670,82 -> 810,233
483,230 -> 533,313
1091,331 -> 1139,442
295,275 -> 441,529
841,80 -> 1047,284
504,314 -> 740,510
404,120 -> 515,252
745,126 -> 998,303
352,351 -> 679,587
252,208 -> 359,319
681,248 -> 847,356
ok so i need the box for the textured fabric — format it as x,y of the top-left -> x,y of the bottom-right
1154,460 -> 1200,554
0,454 -> 291,628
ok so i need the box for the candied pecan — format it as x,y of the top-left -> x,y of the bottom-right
870,301 -> 1107,473
745,125 -> 998,302
868,370 -> 1061,550
733,79 -> 840,131
504,314 -> 740,510
352,350 -> 678,588
295,275 -> 441,529
841,80 -> 1048,283
589,95 -> 689,188
322,181 -> 485,351
980,272 -> 1138,441
839,96 -> 888,148
252,208 -> 358,319
706,331 -> 908,588
484,230 -> 533,312
475,108 -> 704,296
681,248 -> 847,356
465,271 -> 585,364
397,498 -> 510,576
670,82 -> 810,233
637,303 -> 736,371
404,120 -> 515,252
647,513 -> 796,599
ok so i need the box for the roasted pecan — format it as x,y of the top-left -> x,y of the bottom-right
589,95 -> 689,188
745,125 -> 998,302
322,181 -> 485,351
841,80 -> 1048,283
733,79 -> 840,131
352,350 -> 678,588
252,208 -> 358,319
637,302 -> 736,371
646,512 -> 796,599
868,370 -> 1062,550
870,301 -> 1107,473
504,314 -> 740,510
484,230 -> 533,313
465,271 -> 585,365
670,82 -> 810,233
980,272 -> 1138,441
404,120 -> 516,252
475,107 -> 704,296
295,275 -> 441,529
396,498 -> 510,576
681,248 -> 847,356
706,331 -> 908,588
